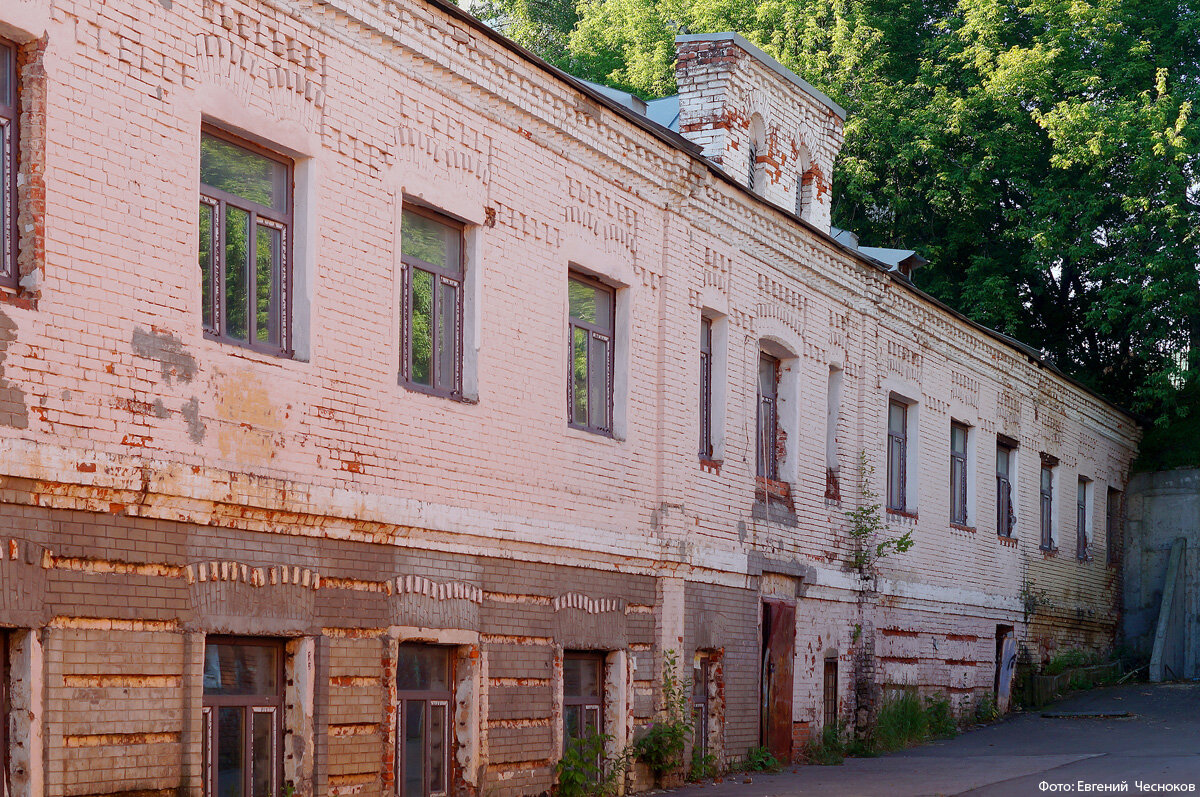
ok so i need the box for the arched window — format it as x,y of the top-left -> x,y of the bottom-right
795,147 -> 814,219
747,114 -> 766,192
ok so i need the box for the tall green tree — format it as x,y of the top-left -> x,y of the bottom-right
472,0 -> 1200,425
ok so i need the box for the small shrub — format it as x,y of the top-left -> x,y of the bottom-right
744,745 -> 782,773
687,746 -> 718,781
555,732 -> 627,797
924,695 -> 957,739
803,722 -> 847,765
874,691 -> 927,752
972,692 -> 999,724
632,650 -> 691,781
1044,648 -> 1098,676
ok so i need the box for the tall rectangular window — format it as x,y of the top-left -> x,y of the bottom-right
950,423 -> 968,525
996,443 -> 1015,537
401,206 -> 464,397
699,317 -> 713,460
1106,488 -> 1123,565
825,367 -> 843,500
0,39 -> 17,291
199,127 -> 293,355
822,657 -> 838,728
887,400 -> 908,512
756,353 -> 780,481
1077,478 -> 1091,561
563,652 -> 604,743
202,638 -> 283,797
692,653 -> 712,761
567,274 -> 615,435
1040,463 -> 1055,550
397,644 -> 452,797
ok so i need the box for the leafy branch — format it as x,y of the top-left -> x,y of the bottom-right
846,451 -> 913,575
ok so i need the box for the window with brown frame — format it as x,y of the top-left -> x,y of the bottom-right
1106,488 -> 1123,565
756,353 -> 780,481
396,644 -> 453,797
202,637 -> 283,797
887,400 -> 908,512
199,127 -> 293,355
567,274 -> 615,435
1040,463 -> 1055,551
822,657 -> 838,729
950,422 -> 969,525
699,317 -> 714,460
401,206 -> 464,397
996,442 -> 1016,537
0,38 -> 19,292
563,652 -> 604,744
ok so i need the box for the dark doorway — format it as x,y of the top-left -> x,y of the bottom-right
760,600 -> 796,763
995,625 -> 1016,714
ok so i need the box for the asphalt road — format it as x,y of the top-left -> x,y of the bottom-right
670,682 -> 1200,796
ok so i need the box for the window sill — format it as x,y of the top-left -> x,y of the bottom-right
997,534 -> 1018,548
699,457 -> 722,474
566,423 -> 619,442
886,508 -> 918,521
399,378 -> 474,404
203,331 -> 294,362
755,476 -> 790,501
0,286 -> 36,311
950,523 -> 976,533
1040,545 -> 1059,558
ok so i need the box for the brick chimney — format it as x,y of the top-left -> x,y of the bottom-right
674,33 -> 845,232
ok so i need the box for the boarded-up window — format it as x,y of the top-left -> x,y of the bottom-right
699,318 -> 713,459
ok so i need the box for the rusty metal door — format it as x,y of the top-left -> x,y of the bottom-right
760,600 -> 796,763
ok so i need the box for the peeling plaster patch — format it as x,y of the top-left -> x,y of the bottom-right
131,327 -> 197,384
181,396 -> 205,441
0,309 -> 28,428
63,731 -> 180,747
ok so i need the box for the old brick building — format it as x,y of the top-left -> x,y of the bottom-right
0,0 -> 1139,795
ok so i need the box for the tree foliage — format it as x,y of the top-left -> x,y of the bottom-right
471,0 -> 1200,426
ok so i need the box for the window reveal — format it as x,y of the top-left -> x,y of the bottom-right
198,127 -> 292,354
1077,478 -> 1090,561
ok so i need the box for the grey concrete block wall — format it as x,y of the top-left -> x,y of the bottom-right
1125,470 -> 1199,679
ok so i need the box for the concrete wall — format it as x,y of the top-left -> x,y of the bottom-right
1125,470 -> 1199,679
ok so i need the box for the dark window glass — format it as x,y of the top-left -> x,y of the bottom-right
700,318 -> 713,460
1106,488 -> 1123,565
567,274 -> 615,435
0,39 -> 18,291
950,423 -> 968,525
202,639 -> 281,797
996,443 -> 1015,537
1040,465 -> 1055,550
887,400 -> 908,511
401,207 -> 463,397
756,354 -> 779,480
397,644 -> 452,797
199,128 -> 292,354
